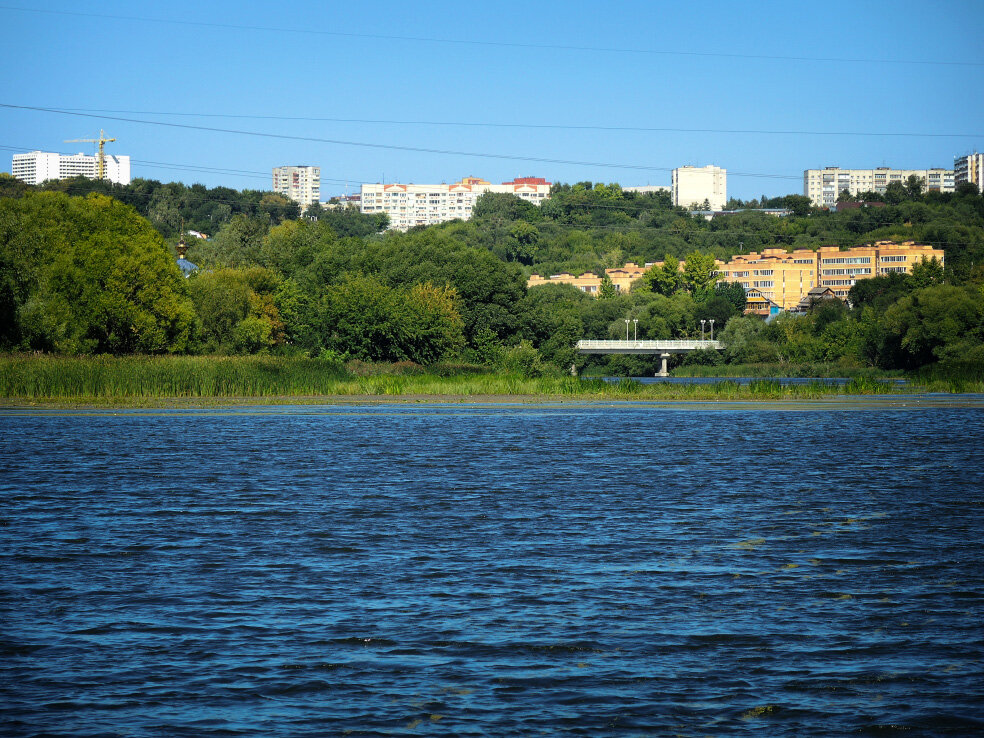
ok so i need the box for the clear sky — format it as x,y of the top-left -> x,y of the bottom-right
1,0 -> 982,200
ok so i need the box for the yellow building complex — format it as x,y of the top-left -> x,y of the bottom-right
527,241 -> 944,312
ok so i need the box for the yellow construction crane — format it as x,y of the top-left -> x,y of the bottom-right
64,129 -> 116,180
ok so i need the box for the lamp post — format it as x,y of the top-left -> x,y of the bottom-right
633,319 -> 638,341
624,319 -> 630,341
709,319 -> 715,340
700,319 -> 706,341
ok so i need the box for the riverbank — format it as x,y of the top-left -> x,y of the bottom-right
2,354 -> 981,407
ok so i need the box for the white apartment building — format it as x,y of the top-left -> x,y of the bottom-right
11,150 -> 131,185
272,165 -> 321,209
804,166 -> 954,207
954,152 -> 984,190
360,176 -> 552,230
672,165 -> 727,211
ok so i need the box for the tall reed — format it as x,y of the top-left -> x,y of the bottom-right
1,354 -> 965,403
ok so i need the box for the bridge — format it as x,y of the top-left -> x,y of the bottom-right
575,339 -> 724,376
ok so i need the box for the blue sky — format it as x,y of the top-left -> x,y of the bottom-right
1,0 -> 982,199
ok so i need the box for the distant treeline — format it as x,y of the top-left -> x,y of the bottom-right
1,174 -> 982,379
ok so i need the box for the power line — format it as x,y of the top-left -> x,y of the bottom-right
2,5 -> 981,68
0,103 -> 802,180
47,107 -> 983,139
0,143 -> 369,186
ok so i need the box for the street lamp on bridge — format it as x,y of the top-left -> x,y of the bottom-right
633,319 -> 638,341
709,319 -> 715,340
700,319 -> 706,341
624,319 -> 630,340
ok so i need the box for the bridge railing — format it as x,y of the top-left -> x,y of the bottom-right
576,339 -> 723,351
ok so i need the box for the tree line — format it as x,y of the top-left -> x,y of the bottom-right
1,175 -> 982,378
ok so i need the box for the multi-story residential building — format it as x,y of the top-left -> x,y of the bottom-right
954,152 -> 984,190
272,165 -> 320,210
528,241 -> 944,310
718,241 -> 944,306
672,165 -> 727,211
360,176 -> 551,230
803,166 -> 955,207
11,150 -> 131,185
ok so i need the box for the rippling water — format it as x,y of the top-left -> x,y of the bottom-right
2,401 -> 983,736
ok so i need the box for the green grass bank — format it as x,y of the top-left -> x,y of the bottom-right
2,354 -> 980,405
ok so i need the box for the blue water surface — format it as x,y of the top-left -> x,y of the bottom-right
1,401 -> 983,736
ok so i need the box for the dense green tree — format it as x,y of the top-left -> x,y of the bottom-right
714,280 -> 747,313
472,192 -> 541,223
507,221 -> 541,264
717,316 -> 774,363
0,192 -> 195,353
880,285 -> 984,369
187,267 -> 285,353
322,275 -> 464,363
848,272 -> 912,310
683,250 -> 720,300
909,255 -> 945,289
598,273 -> 617,299
642,254 -> 683,296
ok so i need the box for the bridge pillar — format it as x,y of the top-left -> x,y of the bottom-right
655,353 -> 670,377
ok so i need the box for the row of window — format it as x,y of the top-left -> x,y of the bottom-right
822,256 -> 871,264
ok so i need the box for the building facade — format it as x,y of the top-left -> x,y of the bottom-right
528,241 -> 944,310
803,166 -> 955,207
718,241 -> 944,306
672,165 -> 727,211
954,152 -> 984,190
528,263 -> 648,295
11,150 -> 131,185
272,166 -> 321,210
360,176 -> 551,230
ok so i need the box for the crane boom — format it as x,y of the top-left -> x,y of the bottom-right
64,129 -> 117,180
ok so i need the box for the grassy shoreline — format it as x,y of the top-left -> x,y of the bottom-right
2,354 -> 982,407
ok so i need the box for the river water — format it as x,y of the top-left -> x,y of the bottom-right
2,400 -> 983,736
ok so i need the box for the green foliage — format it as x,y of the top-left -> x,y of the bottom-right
500,340 -> 546,378
472,192 -> 541,223
909,255 -> 944,289
309,205 -> 389,237
717,316 -> 775,364
683,250 -> 720,300
880,285 -> 984,369
598,273 -> 617,299
506,221 -> 541,264
187,267 -> 285,354
38,176 -> 301,234
642,255 -> 684,296
0,191 -> 195,354
322,275 -> 465,364
715,280 -> 747,313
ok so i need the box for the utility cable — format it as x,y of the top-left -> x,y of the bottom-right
0,103 -> 802,180
1,5 -> 981,68
43,107 -> 983,140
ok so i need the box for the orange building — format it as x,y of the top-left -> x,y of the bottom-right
528,263 -> 649,295
528,241 -> 944,312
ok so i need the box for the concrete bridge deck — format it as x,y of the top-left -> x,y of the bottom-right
576,340 -> 723,355
575,339 -> 724,376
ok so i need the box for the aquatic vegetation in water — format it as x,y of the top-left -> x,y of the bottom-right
741,704 -> 780,719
